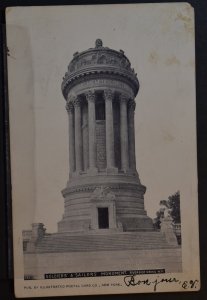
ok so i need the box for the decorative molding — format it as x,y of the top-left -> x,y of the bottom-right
62,182 -> 146,196
67,50 -> 133,75
70,78 -> 133,97
91,187 -> 116,201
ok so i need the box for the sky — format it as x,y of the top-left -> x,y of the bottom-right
6,3 -> 197,233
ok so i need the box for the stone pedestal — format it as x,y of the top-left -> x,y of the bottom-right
160,216 -> 178,246
26,223 -> 46,252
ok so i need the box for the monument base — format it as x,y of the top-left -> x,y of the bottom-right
59,174 -> 154,233
23,234 -> 182,280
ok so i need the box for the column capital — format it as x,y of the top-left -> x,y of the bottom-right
68,94 -> 81,107
66,101 -> 74,113
128,99 -> 136,111
104,89 -> 114,101
68,94 -> 76,103
120,93 -> 129,103
85,90 -> 95,103
73,97 -> 81,108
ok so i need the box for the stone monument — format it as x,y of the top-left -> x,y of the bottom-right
58,39 -> 153,233
23,40 -> 180,279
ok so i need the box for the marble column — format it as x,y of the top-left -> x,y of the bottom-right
120,94 -> 129,171
86,90 -> 97,172
128,99 -> 136,171
66,101 -> 75,175
82,102 -> 89,171
74,97 -> 83,172
104,89 -> 116,171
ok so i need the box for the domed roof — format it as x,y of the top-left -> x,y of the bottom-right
62,39 -> 139,99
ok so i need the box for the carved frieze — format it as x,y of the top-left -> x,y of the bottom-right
69,78 -> 134,98
63,182 -> 146,196
67,50 -> 133,75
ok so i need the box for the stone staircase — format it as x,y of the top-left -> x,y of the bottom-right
31,231 -> 178,253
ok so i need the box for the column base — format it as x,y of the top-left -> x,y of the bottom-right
127,169 -> 139,176
73,170 -> 84,176
87,167 -> 98,175
120,168 -> 130,174
69,172 -> 75,179
106,167 -> 118,174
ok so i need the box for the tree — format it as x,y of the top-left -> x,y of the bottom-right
153,191 -> 181,229
168,191 -> 181,224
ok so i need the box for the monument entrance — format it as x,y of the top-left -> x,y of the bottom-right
98,207 -> 109,229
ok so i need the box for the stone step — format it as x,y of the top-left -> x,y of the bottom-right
38,239 -> 168,247
45,231 -> 164,238
30,231 -> 177,253
38,238 -> 168,244
39,236 -> 167,244
35,244 -> 174,253
37,243 -> 170,250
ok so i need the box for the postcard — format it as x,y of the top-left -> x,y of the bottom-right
6,3 -> 199,297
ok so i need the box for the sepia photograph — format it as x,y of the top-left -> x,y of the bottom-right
6,3 -> 199,297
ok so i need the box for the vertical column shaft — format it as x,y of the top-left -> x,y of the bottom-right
104,89 -> 115,169
128,100 -> 136,170
86,90 -> 97,170
82,103 -> 89,171
120,94 -> 129,171
74,97 -> 83,172
66,101 -> 75,174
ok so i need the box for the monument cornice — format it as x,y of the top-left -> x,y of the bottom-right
62,70 -> 139,99
62,68 -> 139,99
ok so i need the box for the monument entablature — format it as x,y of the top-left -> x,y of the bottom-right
66,78 -> 135,101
